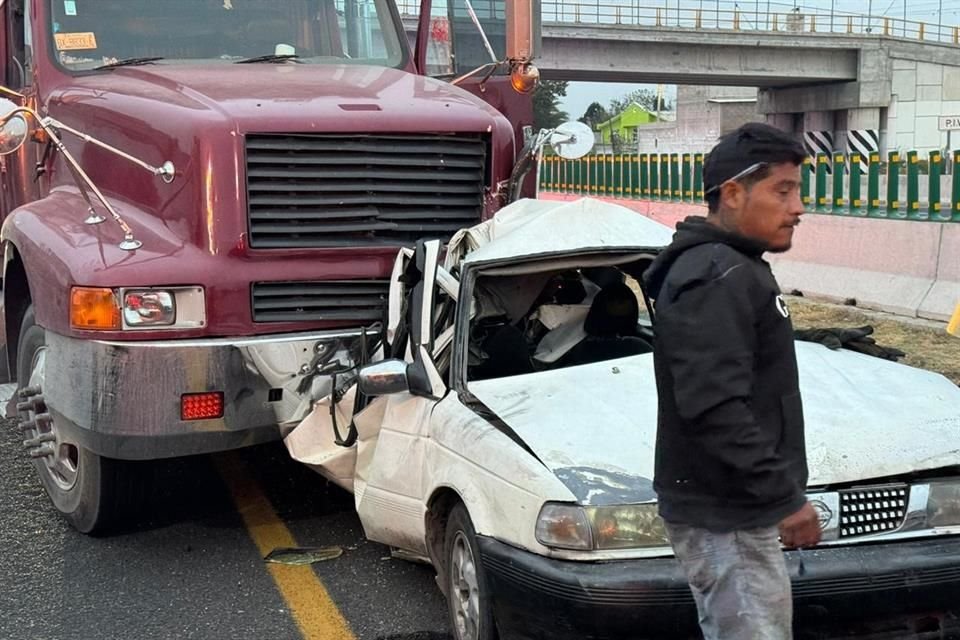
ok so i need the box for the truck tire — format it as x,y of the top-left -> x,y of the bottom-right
17,306 -> 144,534
444,503 -> 498,640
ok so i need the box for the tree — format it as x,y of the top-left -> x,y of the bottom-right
578,101 -> 610,130
533,80 -> 569,131
608,88 -> 673,116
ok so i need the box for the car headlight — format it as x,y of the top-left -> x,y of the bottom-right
535,503 -> 593,550
926,481 -> 960,528
536,502 -> 670,551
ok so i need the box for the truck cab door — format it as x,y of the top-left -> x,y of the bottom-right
0,0 -> 41,219
415,0 -> 533,149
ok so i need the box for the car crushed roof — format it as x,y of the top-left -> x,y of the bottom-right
446,198 -> 675,268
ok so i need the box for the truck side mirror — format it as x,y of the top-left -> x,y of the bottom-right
506,0 -> 541,62
0,98 -> 28,156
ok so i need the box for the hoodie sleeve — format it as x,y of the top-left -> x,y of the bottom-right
657,256 -> 794,505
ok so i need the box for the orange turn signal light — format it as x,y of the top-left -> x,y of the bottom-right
181,392 -> 224,421
510,62 -> 540,95
70,287 -> 121,330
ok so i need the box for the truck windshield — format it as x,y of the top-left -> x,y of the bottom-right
48,0 -> 405,71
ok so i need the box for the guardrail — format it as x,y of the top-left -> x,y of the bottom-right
538,150 -> 960,222
396,1 -> 960,47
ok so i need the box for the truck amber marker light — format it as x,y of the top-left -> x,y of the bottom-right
70,287 -> 121,330
181,392 -> 224,421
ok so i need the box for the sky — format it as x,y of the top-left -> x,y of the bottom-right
552,0 -> 960,119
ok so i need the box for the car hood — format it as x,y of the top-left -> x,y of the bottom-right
468,342 -> 960,505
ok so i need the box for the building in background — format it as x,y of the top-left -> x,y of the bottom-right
594,102 -> 661,150
632,85 -> 763,153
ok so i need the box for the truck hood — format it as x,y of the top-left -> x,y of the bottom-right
54,63 -> 506,132
469,342 -> 960,505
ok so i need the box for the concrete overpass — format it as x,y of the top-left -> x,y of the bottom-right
537,22 -> 960,156
402,3 -> 960,156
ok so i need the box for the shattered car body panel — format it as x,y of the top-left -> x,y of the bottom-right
284,198 -> 960,639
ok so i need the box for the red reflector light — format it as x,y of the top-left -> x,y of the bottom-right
180,392 -> 224,421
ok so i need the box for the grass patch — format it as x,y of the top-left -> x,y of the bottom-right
788,297 -> 960,385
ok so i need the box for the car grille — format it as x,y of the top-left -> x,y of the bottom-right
251,280 -> 389,323
245,133 -> 487,248
838,484 -> 909,538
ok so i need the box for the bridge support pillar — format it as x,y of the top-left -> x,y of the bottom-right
842,107 -> 882,166
802,111 -> 836,160
765,113 -> 794,134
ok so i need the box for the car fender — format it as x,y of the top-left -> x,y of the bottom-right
424,393 -> 576,554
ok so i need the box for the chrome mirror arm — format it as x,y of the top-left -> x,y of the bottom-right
0,106 -> 177,251
42,116 -> 176,184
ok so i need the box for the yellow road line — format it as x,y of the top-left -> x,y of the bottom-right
215,453 -> 355,640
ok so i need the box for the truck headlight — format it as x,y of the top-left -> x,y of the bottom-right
70,286 -> 205,331
123,290 -> 175,326
926,481 -> 960,528
536,502 -> 670,551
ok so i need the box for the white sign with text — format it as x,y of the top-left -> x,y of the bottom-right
939,116 -> 960,131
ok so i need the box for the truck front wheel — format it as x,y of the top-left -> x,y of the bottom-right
17,306 -> 143,534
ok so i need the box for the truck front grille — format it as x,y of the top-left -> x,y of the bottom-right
838,485 -> 909,538
246,133 -> 487,248
251,280 -> 389,323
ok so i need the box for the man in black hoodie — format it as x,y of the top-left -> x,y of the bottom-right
642,123 -> 821,639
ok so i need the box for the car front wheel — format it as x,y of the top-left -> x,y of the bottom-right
444,503 -> 497,640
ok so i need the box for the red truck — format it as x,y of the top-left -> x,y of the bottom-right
0,0 -> 540,533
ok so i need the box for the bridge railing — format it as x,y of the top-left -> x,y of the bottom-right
538,149 -> 960,222
396,1 -> 960,47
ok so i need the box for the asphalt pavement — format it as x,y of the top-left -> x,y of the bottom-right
0,414 -> 450,640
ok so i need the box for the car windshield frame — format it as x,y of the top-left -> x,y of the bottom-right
46,0 -> 409,74
451,250 -> 660,399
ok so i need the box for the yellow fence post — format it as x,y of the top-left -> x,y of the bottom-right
733,10 -> 740,30
948,303 -> 960,337
696,10 -> 702,29
884,18 -> 891,36
919,23 -> 925,40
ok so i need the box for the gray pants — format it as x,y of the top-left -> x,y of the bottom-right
665,521 -> 793,640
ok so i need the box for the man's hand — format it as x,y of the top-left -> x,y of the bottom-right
778,501 -> 822,549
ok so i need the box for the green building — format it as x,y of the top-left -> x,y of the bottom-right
595,102 -> 660,146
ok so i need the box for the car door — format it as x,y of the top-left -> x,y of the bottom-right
353,238 -> 458,555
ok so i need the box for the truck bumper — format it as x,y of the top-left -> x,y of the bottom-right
41,328 -> 370,460
478,535 -> 960,639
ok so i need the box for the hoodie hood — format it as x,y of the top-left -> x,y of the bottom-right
643,216 -> 768,299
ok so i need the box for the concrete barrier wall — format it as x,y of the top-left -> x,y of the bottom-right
540,193 -> 959,322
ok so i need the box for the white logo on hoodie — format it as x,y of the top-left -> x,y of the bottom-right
775,295 -> 790,318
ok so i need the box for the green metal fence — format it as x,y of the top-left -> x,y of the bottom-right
539,149 -> 960,222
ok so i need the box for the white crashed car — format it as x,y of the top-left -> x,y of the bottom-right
285,198 -> 960,640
